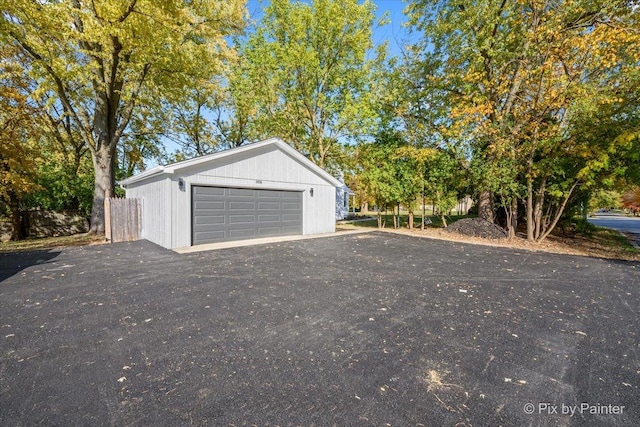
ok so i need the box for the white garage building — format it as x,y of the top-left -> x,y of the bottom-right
119,138 -> 341,250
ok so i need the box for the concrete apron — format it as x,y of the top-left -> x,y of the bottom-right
174,229 -> 370,254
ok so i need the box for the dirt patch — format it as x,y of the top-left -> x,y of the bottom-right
0,233 -> 104,252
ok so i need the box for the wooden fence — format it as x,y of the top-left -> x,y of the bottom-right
104,197 -> 142,243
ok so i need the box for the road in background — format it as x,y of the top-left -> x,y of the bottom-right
589,213 -> 640,249
588,213 -> 640,234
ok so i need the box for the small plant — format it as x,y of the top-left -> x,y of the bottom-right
573,218 -> 597,237
556,218 -> 597,237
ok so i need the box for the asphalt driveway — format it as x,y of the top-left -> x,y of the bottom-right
1,232 -> 638,426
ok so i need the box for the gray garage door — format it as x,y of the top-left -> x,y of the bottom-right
191,186 -> 303,245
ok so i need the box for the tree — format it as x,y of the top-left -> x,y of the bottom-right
369,53 -> 468,230
395,145 -> 436,229
1,46 -> 93,220
407,0 -> 640,241
240,0 -> 381,171
356,141 -> 402,228
166,83 -> 225,159
0,47 -> 41,239
211,51 -> 258,150
165,41 -> 260,159
622,188 -> 640,214
26,93 -> 95,212
117,128 -> 166,180
417,149 -> 462,228
1,0 -> 246,233
589,189 -> 622,212
24,138 -> 94,214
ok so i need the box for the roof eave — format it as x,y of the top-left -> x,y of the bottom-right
118,165 -> 167,187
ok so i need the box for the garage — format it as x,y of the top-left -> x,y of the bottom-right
191,186 -> 303,245
119,138 -> 341,250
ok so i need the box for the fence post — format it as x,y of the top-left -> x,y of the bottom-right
104,197 -> 112,242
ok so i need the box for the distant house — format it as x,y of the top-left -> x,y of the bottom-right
119,138 -> 342,249
336,184 -> 354,220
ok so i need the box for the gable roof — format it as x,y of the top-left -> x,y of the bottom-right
119,137 -> 342,187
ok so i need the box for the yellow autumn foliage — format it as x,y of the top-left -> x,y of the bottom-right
0,46 -> 41,204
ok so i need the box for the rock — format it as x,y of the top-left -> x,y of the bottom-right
444,218 -> 508,239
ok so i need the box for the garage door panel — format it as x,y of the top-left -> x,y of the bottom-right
194,215 -> 225,225
193,197 -> 225,204
229,188 -> 253,197
255,208 -> 282,214
282,202 -> 302,210
228,201 -> 255,210
194,201 -> 225,210
194,209 -> 226,216
192,186 -> 303,245
229,229 -> 257,238
257,201 -> 280,210
228,214 -> 256,224
256,190 -> 282,198
257,214 -> 281,222
281,192 -> 300,199
257,227 -> 281,236
282,214 -> 301,221
194,186 -> 225,196
194,230 -> 226,241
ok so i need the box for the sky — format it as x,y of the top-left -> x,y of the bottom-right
368,0 -> 418,57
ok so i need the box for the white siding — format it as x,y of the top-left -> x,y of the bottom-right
336,186 -> 350,220
124,176 -> 171,248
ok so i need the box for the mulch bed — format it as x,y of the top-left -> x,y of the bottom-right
444,218 -> 508,239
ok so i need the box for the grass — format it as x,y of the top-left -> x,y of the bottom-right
0,233 -> 104,253
553,217 -> 640,255
549,226 -> 639,260
553,217 -> 637,255
339,212 -> 469,229
595,229 -> 638,253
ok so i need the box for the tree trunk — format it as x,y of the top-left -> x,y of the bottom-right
477,190 -> 494,222
510,197 -> 518,239
393,204 -> 398,229
8,191 -> 24,241
534,201 -> 543,240
67,154 -> 83,209
533,178 -> 547,240
89,145 -> 116,234
421,190 -> 426,230
377,209 -> 382,229
525,158 -> 535,241
537,181 -> 579,242
526,177 -> 534,241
